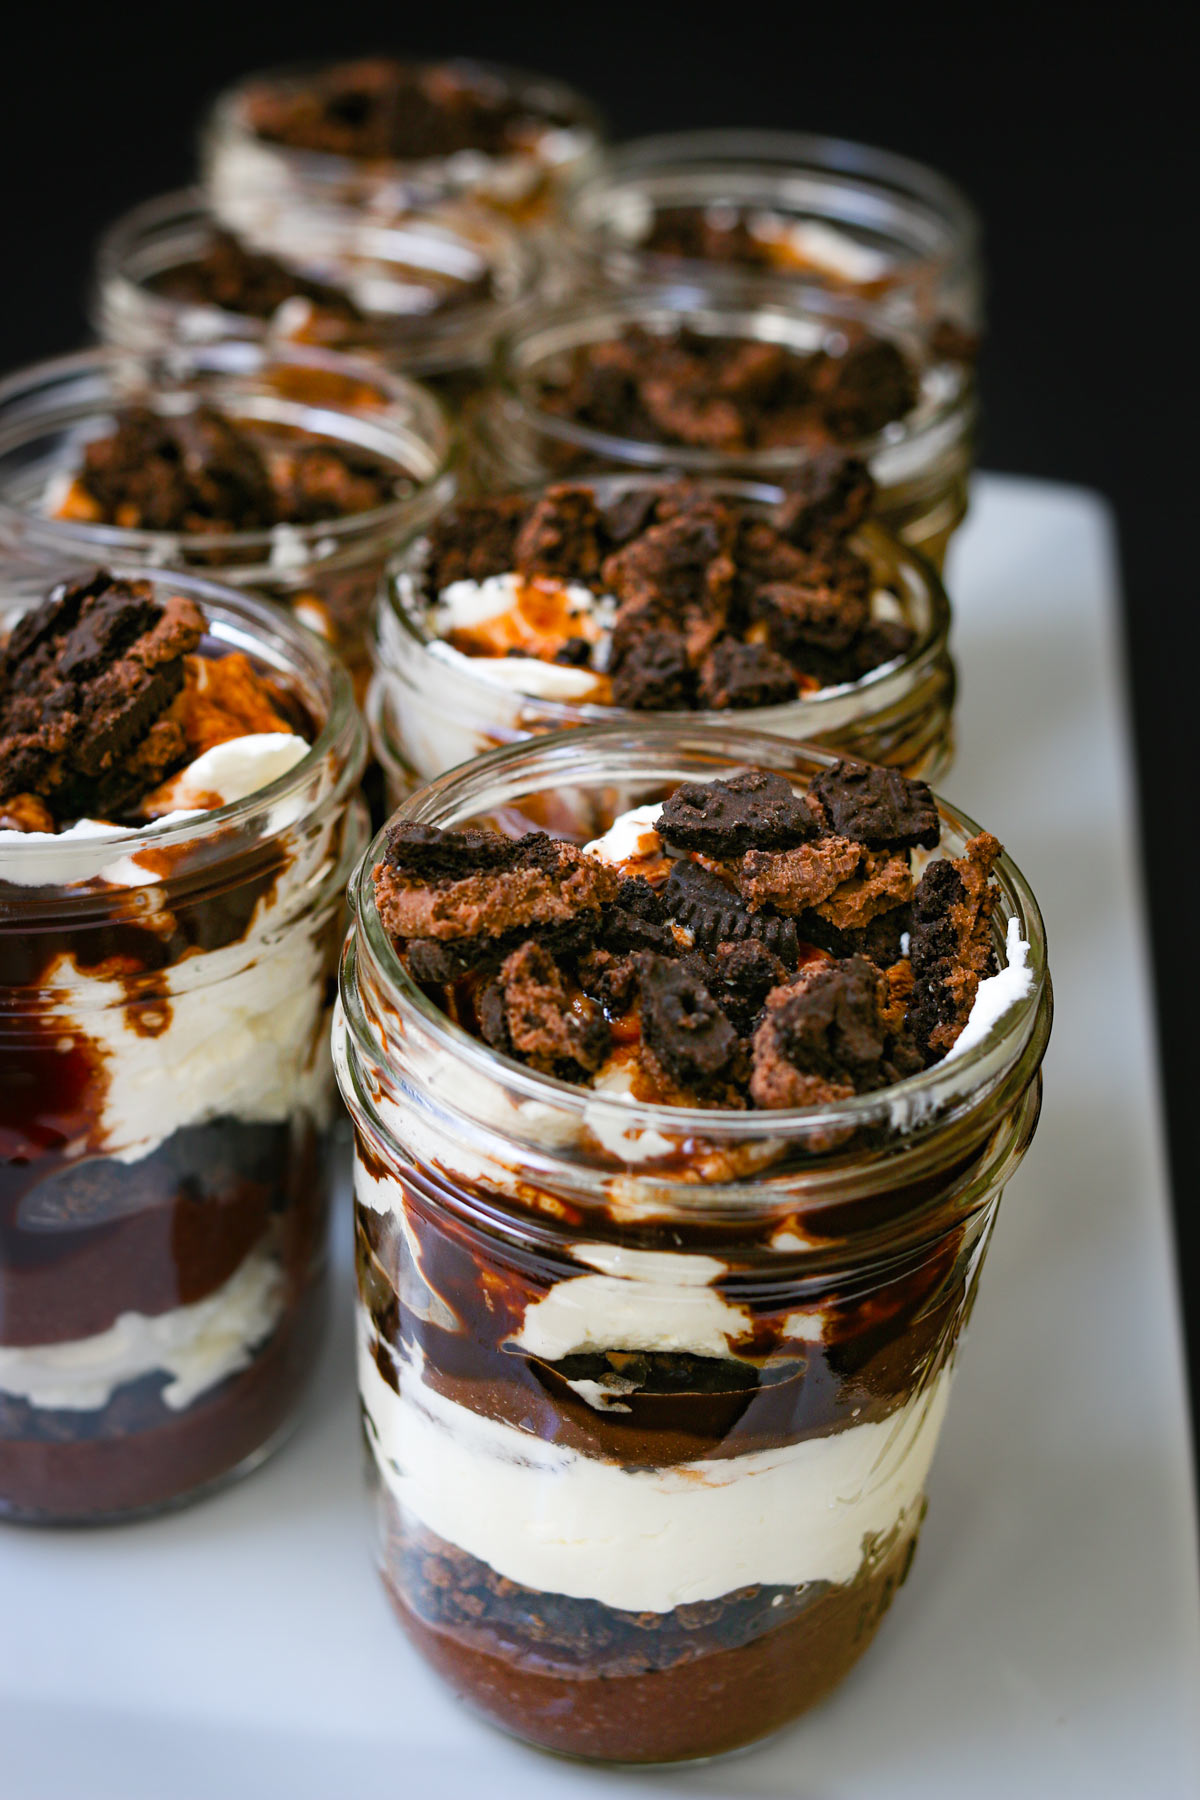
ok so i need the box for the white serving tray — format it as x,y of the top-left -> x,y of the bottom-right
2,476 -> 1197,1800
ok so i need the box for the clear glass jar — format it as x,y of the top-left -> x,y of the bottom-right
201,57 -> 605,242
564,129 -> 983,337
93,187 -> 545,408
0,341 -> 454,694
469,287 -> 974,569
369,472 -> 954,809
333,724 -> 1051,1763
1,566 -> 369,1523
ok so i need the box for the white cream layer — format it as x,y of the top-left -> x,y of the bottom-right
360,1326 -> 950,1612
1,733 -> 332,1163
0,1245 -> 285,1414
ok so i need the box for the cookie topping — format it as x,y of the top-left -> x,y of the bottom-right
536,324 -> 920,452
809,759 -> 940,850
0,569 -> 311,831
244,57 -> 566,162
659,772 -> 817,857
371,772 -> 1027,1121
152,230 -> 364,323
53,405 -> 403,536
415,476 -> 916,711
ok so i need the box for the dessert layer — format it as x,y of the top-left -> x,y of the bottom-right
0,1240 -> 284,1412
359,1322 -> 950,1612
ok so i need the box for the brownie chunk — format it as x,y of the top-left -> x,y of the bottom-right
153,229 -> 363,321
0,570 -> 204,821
478,941 -> 609,1076
739,836 -> 864,915
775,453 -> 876,548
513,484 -> 606,583
423,496 -> 531,593
750,956 -> 917,1108
245,57 -> 552,161
635,953 -> 739,1087
603,496 -> 737,664
271,442 -> 397,523
663,859 -> 799,963
698,639 -> 800,710
70,406 -> 278,534
809,760 -> 940,850
609,629 -> 694,711
659,771 -> 817,856
908,833 -> 1002,1060
375,823 -> 618,942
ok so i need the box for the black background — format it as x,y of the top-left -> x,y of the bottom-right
3,3 -> 1195,1442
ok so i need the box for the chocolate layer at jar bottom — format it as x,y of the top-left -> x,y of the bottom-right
0,1272 -> 327,1523
381,1506 -> 920,1763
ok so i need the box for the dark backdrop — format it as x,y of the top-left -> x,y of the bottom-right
4,2 -> 1196,1432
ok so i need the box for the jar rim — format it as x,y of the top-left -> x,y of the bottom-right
207,54 -> 607,182
0,341 -> 455,568
379,470 -> 951,727
94,186 -> 543,348
572,129 -> 980,260
0,559 -> 365,886
490,285 -> 972,476
345,723 -> 1049,1163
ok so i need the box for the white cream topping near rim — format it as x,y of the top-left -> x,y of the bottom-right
360,1326 -> 951,1612
0,1246 -> 285,1414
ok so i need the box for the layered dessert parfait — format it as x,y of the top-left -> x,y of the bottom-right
565,129 -> 982,351
0,565 -> 367,1522
334,727 -> 1050,1761
370,468 -> 954,802
95,189 -> 541,402
0,342 -> 453,694
470,288 -> 974,567
202,56 -> 604,249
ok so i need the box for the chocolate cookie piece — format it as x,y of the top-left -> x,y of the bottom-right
406,914 -> 598,985
598,877 -> 679,956
71,404 -> 279,534
797,902 -> 911,965
513,484 -> 607,584
609,628 -> 694,711
809,338 -> 920,440
705,939 -> 789,1036
423,495 -> 531,593
478,941 -> 610,1076
698,639 -> 800,710
154,230 -> 364,322
908,833 -> 1002,1061
271,441 -> 397,523
658,770 -> 817,857
635,952 -> 739,1087
751,579 -> 870,683
809,759 -> 940,851
663,859 -> 800,964
750,955 -> 914,1108
848,617 -> 916,677
775,453 -> 876,549
0,570 -> 204,821
375,823 -> 618,943
603,497 -> 737,665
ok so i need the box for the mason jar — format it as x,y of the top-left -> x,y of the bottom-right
564,129 -> 982,339
333,724 -> 1051,1763
1,566 -> 368,1523
201,56 -> 605,245
93,187 -> 546,409
369,472 -> 954,808
0,341 -> 454,694
469,286 -> 974,568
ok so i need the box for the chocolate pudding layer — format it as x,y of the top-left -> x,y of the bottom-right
335,728 -> 1050,1761
1,567 -> 367,1521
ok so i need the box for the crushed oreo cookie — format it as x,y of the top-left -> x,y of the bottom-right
420,474 -> 915,710
371,765 -> 1025,1123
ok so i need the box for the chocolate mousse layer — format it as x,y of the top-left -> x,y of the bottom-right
1,571 -> 341,1522
386,1506 -> 918,1762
